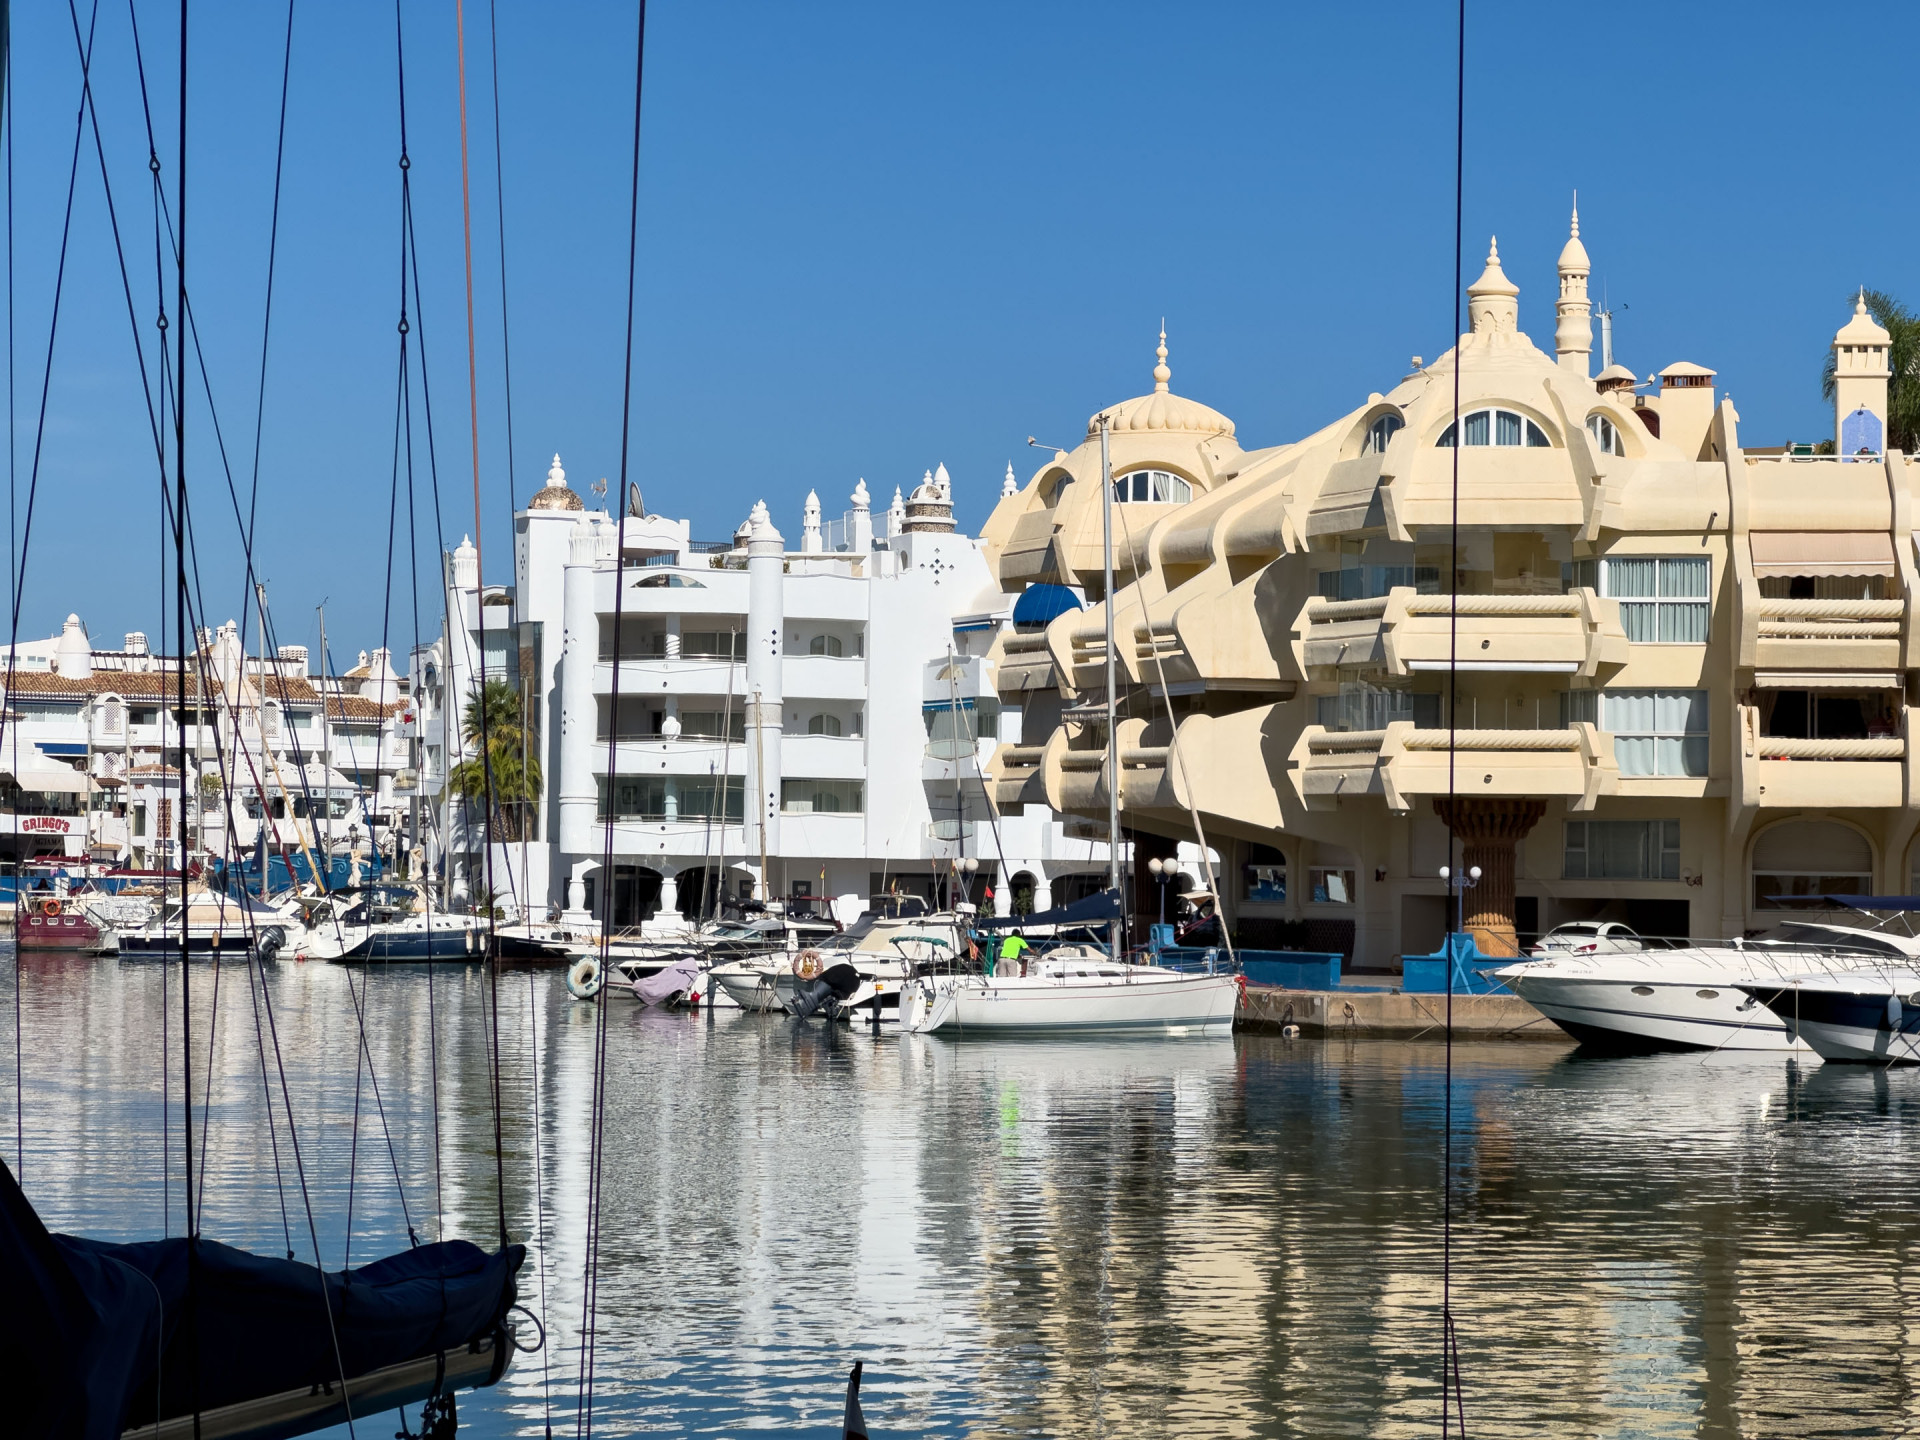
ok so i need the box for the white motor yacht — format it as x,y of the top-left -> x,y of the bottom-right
1496,919 -> 1920,1052
116,889 -> 298,957
1737,965 -> 1920,1064
900,944 -> 1240,1037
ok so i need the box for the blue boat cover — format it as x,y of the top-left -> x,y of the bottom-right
974,887 -> 1121,931
1011,583 -> 1081,626
2,1157 -> 522,1439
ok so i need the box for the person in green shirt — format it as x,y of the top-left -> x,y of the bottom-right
995,931 -> 1030,978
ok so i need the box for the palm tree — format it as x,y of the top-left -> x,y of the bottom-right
448,677 -> 542,843
1822,288 -> 1920,453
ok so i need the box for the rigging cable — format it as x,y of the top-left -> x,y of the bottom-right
1442,1 -> 1468,1435
580,7 -> 649,1433
0,0 -> 103,1185
452,0 -> 512,1253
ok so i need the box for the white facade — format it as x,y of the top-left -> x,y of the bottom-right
415,458 -> 1112,926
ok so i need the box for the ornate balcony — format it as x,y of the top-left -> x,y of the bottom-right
1289,721 -> 1617,813
1299,588 -> 1627,679
1747,596 -> 1906,672
1735,702 -> 1911,809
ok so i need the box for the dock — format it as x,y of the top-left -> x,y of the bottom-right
1237,983 -> 1570,1043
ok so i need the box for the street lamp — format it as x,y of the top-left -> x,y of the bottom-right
1438,864 -> 1482,936
1148,856 -> 1171,930
958,854 -> 979,905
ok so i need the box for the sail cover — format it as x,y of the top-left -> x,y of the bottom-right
4,1156 -> 523,1439
973,887 -> 1122,931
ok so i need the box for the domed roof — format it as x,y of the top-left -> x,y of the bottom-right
1088,330 -> 1236,439
529,453 -> 584,512
1557,203 -> 1590,272
1836,289 -> 1892,347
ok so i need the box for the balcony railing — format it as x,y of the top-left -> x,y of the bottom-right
1754,597 -> 1902,638
1292,720 -> 1616,812
1300,587 -> 1626,678
1753,735 -> 1905,760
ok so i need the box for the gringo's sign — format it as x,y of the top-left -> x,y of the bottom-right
20,817 -> 71,834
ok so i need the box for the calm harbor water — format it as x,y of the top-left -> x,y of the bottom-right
7,948 -> 1920,1438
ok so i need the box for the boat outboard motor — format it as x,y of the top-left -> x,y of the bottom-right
789,962 -> 863,1022
256,925 -> 286,962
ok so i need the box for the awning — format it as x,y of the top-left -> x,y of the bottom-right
11,767 -> 87,794
1750,531 -> 1896,578
1754,670 -> 1901,689
34,742 -> 86,756
974,887 -> 1121,932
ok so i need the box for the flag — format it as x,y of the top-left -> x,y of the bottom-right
843,1360 -> 869,1439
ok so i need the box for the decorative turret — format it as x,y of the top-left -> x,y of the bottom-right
1554,202 -> 1592,375
529,453 -> 583,512
54,614 -> 91,681
1002,463 -> 1017,499
887,485 -> 906,538
452,535 -> 479,590
1467,237 -> 1520,336
801,489 -> 823,553
850,478 -> 873,552
1834,289 -> 1893,457
904,466 -> 955,534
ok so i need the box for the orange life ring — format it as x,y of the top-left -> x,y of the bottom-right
39,899 -> 60,918
792,949 -> 823,981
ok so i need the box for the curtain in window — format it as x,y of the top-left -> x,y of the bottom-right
1607,558 -> 1657,598
1464,411 -> 1490,446
1496,411 -> 1523,446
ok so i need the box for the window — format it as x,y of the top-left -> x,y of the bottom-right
1436,409 -> 1552,448
1111,469 -> 1193,504
681,631 -> 746,661
677,776 -> 743,822
131,707 -> 159,726
1315,564 -> 1441,601
1316,683 -> 1440,732
1564,820 -> 1680,880
1581,689 -> 1709,777
807,713 -> 843,736
1310,867 -> 1356,904
15,702 -> 81,721
782,778 -> 863,814
808,634 -> 844,657
1754,820 -> 1873,909
1243,843 -> 1286,903
924,698 -> 1000,745
680,710 -> 746,742
99,699 -> 124,734
1362,414 -> 1404,455
1565,556 -> 1709,642
597,776 -> 671,821
1586,414 -> 1625,457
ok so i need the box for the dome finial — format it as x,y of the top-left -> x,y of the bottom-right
1570,191 -> 1579,240
1153,322 -> 1171,393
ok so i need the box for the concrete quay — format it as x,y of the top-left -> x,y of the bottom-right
1237,983 -> 1571,1043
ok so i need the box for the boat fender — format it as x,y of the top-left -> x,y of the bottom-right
792,948 -> 823,980
567,956 -> 605,1000
1890,994 -> 1905,1030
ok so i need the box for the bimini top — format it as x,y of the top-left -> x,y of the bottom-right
1012,583 -> 1082,627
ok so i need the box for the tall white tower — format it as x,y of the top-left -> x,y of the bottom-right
801,490 -> 823,554
557,517 -> 600,918
1554,202 -> 1593,375
744,501 -> 785,895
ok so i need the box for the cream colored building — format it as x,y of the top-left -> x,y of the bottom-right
981,210 -> 1915,962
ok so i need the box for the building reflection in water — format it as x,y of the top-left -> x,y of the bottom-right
8,958 -> 1920,1437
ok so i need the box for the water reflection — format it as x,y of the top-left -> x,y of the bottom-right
6,952 -> 1920,1437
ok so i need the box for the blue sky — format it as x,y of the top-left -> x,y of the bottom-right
9,1 -> 1916,661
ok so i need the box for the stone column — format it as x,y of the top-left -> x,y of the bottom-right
1431,797 -> 1546,957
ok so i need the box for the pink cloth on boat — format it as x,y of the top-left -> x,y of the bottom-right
632,956 -> 702,1007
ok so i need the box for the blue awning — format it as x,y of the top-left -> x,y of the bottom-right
1012,583 -> 1081,626
35,743 -> 86,756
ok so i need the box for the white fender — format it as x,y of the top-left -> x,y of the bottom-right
566,956 -> 605,1001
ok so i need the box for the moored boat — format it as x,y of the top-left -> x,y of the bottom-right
900,944 -> 1240,1036
1737,967 -> 1920,1064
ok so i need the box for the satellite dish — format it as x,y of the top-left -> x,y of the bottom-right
628,482 -> 645,518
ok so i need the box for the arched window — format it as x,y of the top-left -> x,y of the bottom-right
1753,820 -> 1873,910
1436,409 -> 1552,448
807,713 -> 842,736
1362,413 -> 1404,455
1587,414 -> 1625,457
1111,469 -> 1193,504
808,634 -> 843,657
100,698 -> 124,735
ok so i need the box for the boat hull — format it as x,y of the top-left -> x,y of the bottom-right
15,909 -> 114,954
902,971 -> 1239,1035
1744,984 -> 1920,1064
1499,971 -> 1799,1053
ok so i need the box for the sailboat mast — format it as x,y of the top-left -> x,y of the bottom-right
1099,413 -> 1120,960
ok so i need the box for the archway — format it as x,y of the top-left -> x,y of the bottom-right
1752,819 -> 1873,910
608,864 -> 663,928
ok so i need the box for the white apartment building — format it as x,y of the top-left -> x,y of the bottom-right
413,456 -> 1115,926
0,614 -> 403,872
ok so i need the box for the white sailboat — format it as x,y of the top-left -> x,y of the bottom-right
901,412 -> 1239,1037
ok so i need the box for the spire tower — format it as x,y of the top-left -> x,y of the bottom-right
1554,198 -> 1593,375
